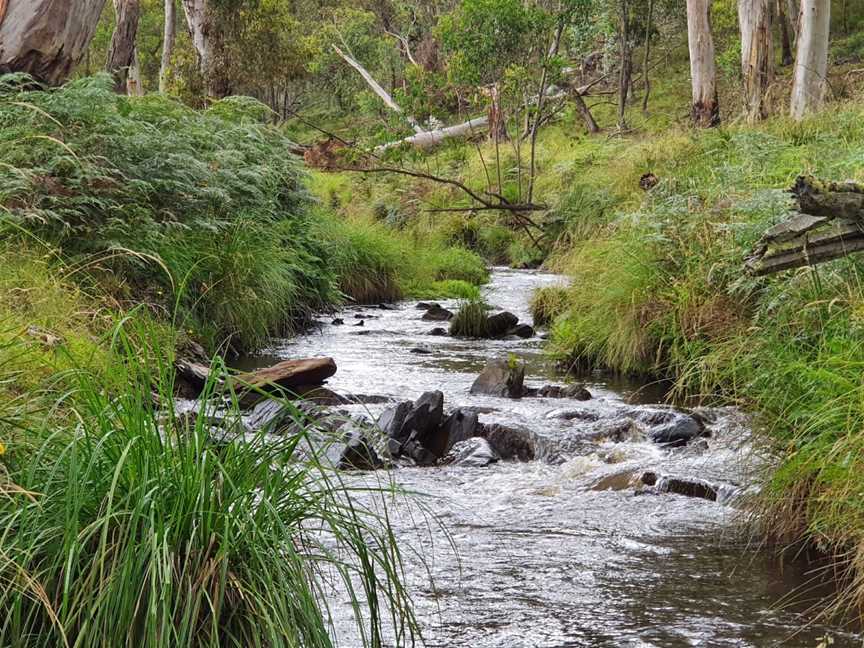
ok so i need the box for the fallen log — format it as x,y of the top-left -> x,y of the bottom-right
746,175 -> 864,275
792,174 -> 864,220
375,116 -> 489,152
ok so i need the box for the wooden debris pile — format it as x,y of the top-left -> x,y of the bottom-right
746,175 -> 864,275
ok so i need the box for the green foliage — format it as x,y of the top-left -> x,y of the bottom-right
529,285 -> 570,327
0,322 -> 419,647
0,75 -> 337,350
438,0 -> 548,86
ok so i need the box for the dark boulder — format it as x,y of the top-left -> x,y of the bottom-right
545,407 -> 600,422
403,391 -> 445,438
338,428 -> 385,471
410,347 -> 433,355
427,327 -> 449,336
438,408 -> 480,455
416,302 -> 441,310
507,324 -> 535,339
377,401 -> 413,441
639,410 -> 706,446
422,305 -> 454,321
331,318 -> 344,325
441,437 -> 499,467
403,436 -> 439,466
476,423 -> 535,461
470,359 -> 525,398
641,472 -> 718,502
485,311 -> 519,337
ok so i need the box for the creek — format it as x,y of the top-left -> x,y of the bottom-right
243,268 -> 860,648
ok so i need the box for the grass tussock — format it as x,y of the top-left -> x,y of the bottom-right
0,321 -> 419,647
529,285 -> 570,328
449,300 -> 490,338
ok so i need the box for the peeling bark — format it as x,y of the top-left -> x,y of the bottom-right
0,0 -> 108,85
686,0 -> 720,127
181,0 -> 231,98
107,0 -> 141,94
739,0 -> 774,124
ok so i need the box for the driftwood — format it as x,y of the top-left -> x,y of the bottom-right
746,175 -> 864,275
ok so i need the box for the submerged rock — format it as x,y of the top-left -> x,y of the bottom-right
537,384 -> 592,400
638,410 -> 706,446
422,305 -> 454,321
476,423 -> 535,461
427,327 -> 449,336
441,437 -> 499,467
470,359 -> 525,398
641,472 -> 718,502
507,323 -> 535,339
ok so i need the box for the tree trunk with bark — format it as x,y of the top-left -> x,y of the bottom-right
617,0 -> 632,129
739,0 -> 774,124
107,0 -> 141,94
0,0 -> 108,85
159,0 -> 176,92
686,0 -> 720,127
181,0 -> 231,98
790,0 -> 830,120
777,0 -> 794,65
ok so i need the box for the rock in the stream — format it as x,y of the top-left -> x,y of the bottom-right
545,407 -> 600,422
234,358 -> 338,408
377,401 -> 413,443
416,302 -> 441,310
641,472 -> 718,502
410,346 -> 433,355
485,311 -> 519,337
470,358 -> 525,398
403,390 -> 445,438
422,305 -> 454,321
476,423 -> 535,461
438,408 -> 480,454
427,327 -> 449,336
175,359 -> 217,398
331,318 -> 345,325
507,324 -> 535,339
338,427 -> 386,471
537,384 -> 592,400
441,437 -> 500,467
638,410 -> 706,446
403,436 -> 439,466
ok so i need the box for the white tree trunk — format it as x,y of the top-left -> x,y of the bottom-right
127,47 -> 143,95
739,0 -> 774,123
686,0 -> 720,127
376,117 -> 489,152
332,44 -> 424,133
0,0 -> 108,85
790,0 -> 830,120
159,0 -> 176,92
181,0 -> 230,97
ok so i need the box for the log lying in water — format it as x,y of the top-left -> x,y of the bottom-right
746,175 -> 864,275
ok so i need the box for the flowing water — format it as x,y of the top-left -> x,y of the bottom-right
248,268 -> 861,648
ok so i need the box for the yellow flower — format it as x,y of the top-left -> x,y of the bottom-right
0,441 -> 5,456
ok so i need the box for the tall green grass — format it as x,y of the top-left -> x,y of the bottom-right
0,320 -> 419,647
539,102 -> 864,611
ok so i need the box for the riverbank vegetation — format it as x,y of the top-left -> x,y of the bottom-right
4,0 -> 864,638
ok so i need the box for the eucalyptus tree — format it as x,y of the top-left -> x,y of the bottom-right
790,0 -> 830,120
0,0 -> 108,84
738,0 -> 774,123
686,0 -> 720,127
